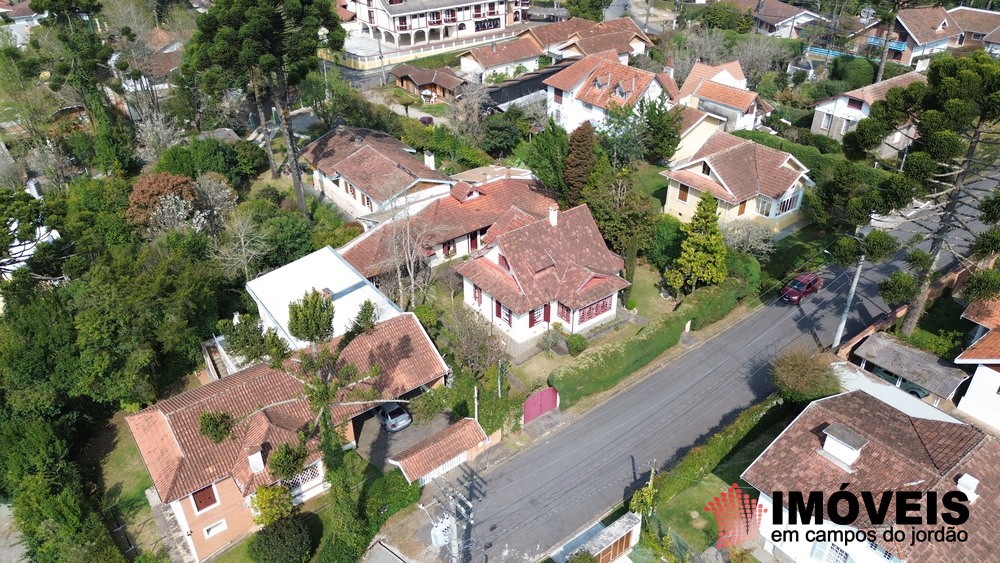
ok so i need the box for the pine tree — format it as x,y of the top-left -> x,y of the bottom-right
663,195 -> 727,295
563,123 -> 596,207
524,118 -> 568,199
288,290 -> 335,354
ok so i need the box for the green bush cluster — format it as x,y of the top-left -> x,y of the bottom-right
550,278 -> 752,408
566,334 -> 588,356
401,121 -> 491,169
247,517 -> 312,563
651,395 -> 783,504
360,469 -> 422,536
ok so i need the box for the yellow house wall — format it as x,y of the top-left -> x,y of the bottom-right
180,478 -> 257,561
664,180 -> 804,232
672,116 -> 725,165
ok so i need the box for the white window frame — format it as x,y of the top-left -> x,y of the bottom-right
500,305 -> 511,325
775,189 -> 801,216
841,119 -> 854,134
203,519 -> 228,539
820,112 -> 832,130
191,482 -> 221,515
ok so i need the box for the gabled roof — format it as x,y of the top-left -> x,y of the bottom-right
956,329 -> 1000,364
854,332 -> 969,398
676,106 -> 712,137
841,71 -> 926,106
743,390 -> 1000,562
390,64 -> 465,91
389,418 -> 488,483
665,131 -> 808,203
465,36 -> 544,70
896,6 -> 961,45
543,53 -> 659,110
126,313 -> 447,504
693,80 -> 759,111
728,0 -> 821,26
455,205 -> 629,313
962,299 -> 1000,330
520,17 -> 601,49
2,1 -> 36,18
986,25 -> 1000,44
947,6 -> 1000,36
340,178 -> 557,279
301,126 -> 449,204
677,61 -> 746,101
656,72 -> 680,100
558,31 -> 637,58
335,0 -> 355,22
145,27 -> 181,53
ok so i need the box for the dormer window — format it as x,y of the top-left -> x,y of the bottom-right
593,76 -> 605,89
498,254 -> 509,270
615,85 -> 627,98
701,162 -> 711,176
938,20 -> 947,30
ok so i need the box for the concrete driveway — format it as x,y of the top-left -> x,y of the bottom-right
0,504 -> 25,563
355,411 -> 452,473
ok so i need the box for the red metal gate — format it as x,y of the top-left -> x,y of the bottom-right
523,387 -> 559,425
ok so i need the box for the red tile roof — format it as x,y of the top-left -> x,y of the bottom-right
947,7 -> 1000,36
340,178 -> 557,279
521,17 -> 600,49
963,299 -> 1000,329
544,55 -> 659,111
390,64 -> 465,91
676,105 -> 709,136
897,6 -> 961,45
681,131 -> 808,201
302,126 -> 449,204
561,31 -> 637,57
957,329 -> 1000,363
126,313 -> 446,503
728,0 -> 815,25
656,72 -> 680,101
466,36 -> 544,70
3,1 -> 35,18
663,169 -> 739,204
336,1 -> 355,22
743,390 -> 1000,562
678,61 -> 746,101
390,418 -> 488,483
456,205 -> 629,314
145,27 -> 179,53
842,71 -> 926,105
693,80 -> 759,111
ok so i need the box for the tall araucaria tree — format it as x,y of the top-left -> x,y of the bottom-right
185,0 -> 345,217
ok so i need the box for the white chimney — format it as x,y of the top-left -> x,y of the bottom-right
248,449 -> 265,473
548,205 -> 558,227
424,151 -> 435,170
822,423 -> 868,469
957,473 -> 980,503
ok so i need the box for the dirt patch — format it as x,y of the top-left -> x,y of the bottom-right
689,510 -> 708,530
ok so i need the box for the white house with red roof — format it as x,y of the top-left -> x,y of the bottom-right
302,126 -> 453,218
742,390 -> 999,563
677,61 -> 770,132
947,6 -> 1000,56
0,1 -> 46,47
339,173 -> 557,280
543,51 -> 677,133
811,71 -> 926,158
126,313 -> 449,562
727,0 -> 825,38
455,205 -> 629,343
954,299 -> 1000,431
661,131 -> 813,232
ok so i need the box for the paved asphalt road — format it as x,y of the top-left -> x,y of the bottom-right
446,176 -> 996,561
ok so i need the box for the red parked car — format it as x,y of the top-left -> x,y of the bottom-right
781,272 -> 823,304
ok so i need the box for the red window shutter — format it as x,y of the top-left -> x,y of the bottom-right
495,299 -> 501,318
470,232 -> 478,250
528,310 -> 536,328
544,303 -> 550,322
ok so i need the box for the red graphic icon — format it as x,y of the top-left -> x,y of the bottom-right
703,483 -> 768,548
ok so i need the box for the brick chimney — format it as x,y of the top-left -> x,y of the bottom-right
548,205 -> 558,227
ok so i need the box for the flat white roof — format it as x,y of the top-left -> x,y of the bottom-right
833,361 -> 959,423
246,246 -> 400,349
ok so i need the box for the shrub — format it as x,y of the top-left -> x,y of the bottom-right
268,442 -> 308,480
247,517 -> 313,563
725,252 -> 762,299
648,215 -> 685,271
199,411 -> 234,443
770,346 -> 840,402
688,278 -> 743,330
361,470 -> 421,536
250,484 -> 294,525
567,334 -> 588,356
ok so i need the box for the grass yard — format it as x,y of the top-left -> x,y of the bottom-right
511,319 -> 643,387
406,50 -> 462,69
894,294 -> 974,360
633,162 -> 669,206
630,261 -> 676,318
419,103 -> 451,117
762,224 -> 836,294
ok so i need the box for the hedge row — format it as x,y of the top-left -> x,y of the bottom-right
650,394 -> 784,505
732,130 -> 895,186
549,278 -> 747,408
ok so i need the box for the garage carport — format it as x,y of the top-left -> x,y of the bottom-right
854,332 -> 969,406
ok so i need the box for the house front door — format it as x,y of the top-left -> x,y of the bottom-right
470,232 -> 478,250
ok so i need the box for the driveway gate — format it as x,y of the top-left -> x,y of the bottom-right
522,387 -> 559,425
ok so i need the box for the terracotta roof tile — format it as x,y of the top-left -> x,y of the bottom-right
693,80 -> 759,111
678,61 -> 746,100
897,6 -> 961,45
340,178 -> 556,279
683,131 -> 806,201
728,0 -> 814,25
842,71 -> 926,105
743,390 -> 998,561
391,64 -> 465,91
126,313 -> 446,503
957,329 -> 1000,363
466,36 -> 543,70
563,31 -> 636,57
543,51 -> 620,92
390,419 -> 488,483
302,126 -> 449,204
336,2 -> 355,21
456,205 -> 629,313
521,17 -> 597,48
656,72 -> 680,100
947,7 -> 1000,35
986,26 -> 1000,43
145,27 -> 179,52
676,106 -> 709,136
963,299 -> 1000,329
3,1 -> 35,18
662,169 -> 738,204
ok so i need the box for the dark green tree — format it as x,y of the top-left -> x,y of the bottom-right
597,104 -> 646,170
563,122 -> 596,208
581,161 -> 658,255
479,112 -> 525,156
523,118 -> 568,197
288,289 -> 335,354
637,97 -> 681,165
663,195 -> 727,294
648,215 -> 684,271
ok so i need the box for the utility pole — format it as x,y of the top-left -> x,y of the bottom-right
833,254 -> 864,349
377,30 -> 387,86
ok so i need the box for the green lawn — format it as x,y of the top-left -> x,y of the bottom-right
406,51 -> 461,69
761,224 -> 836,295
651,404 -> 796,552
894,294 -> 974,360
630,261 -> 675,318
633,162 -> 669,206
418,103 -> 451,117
